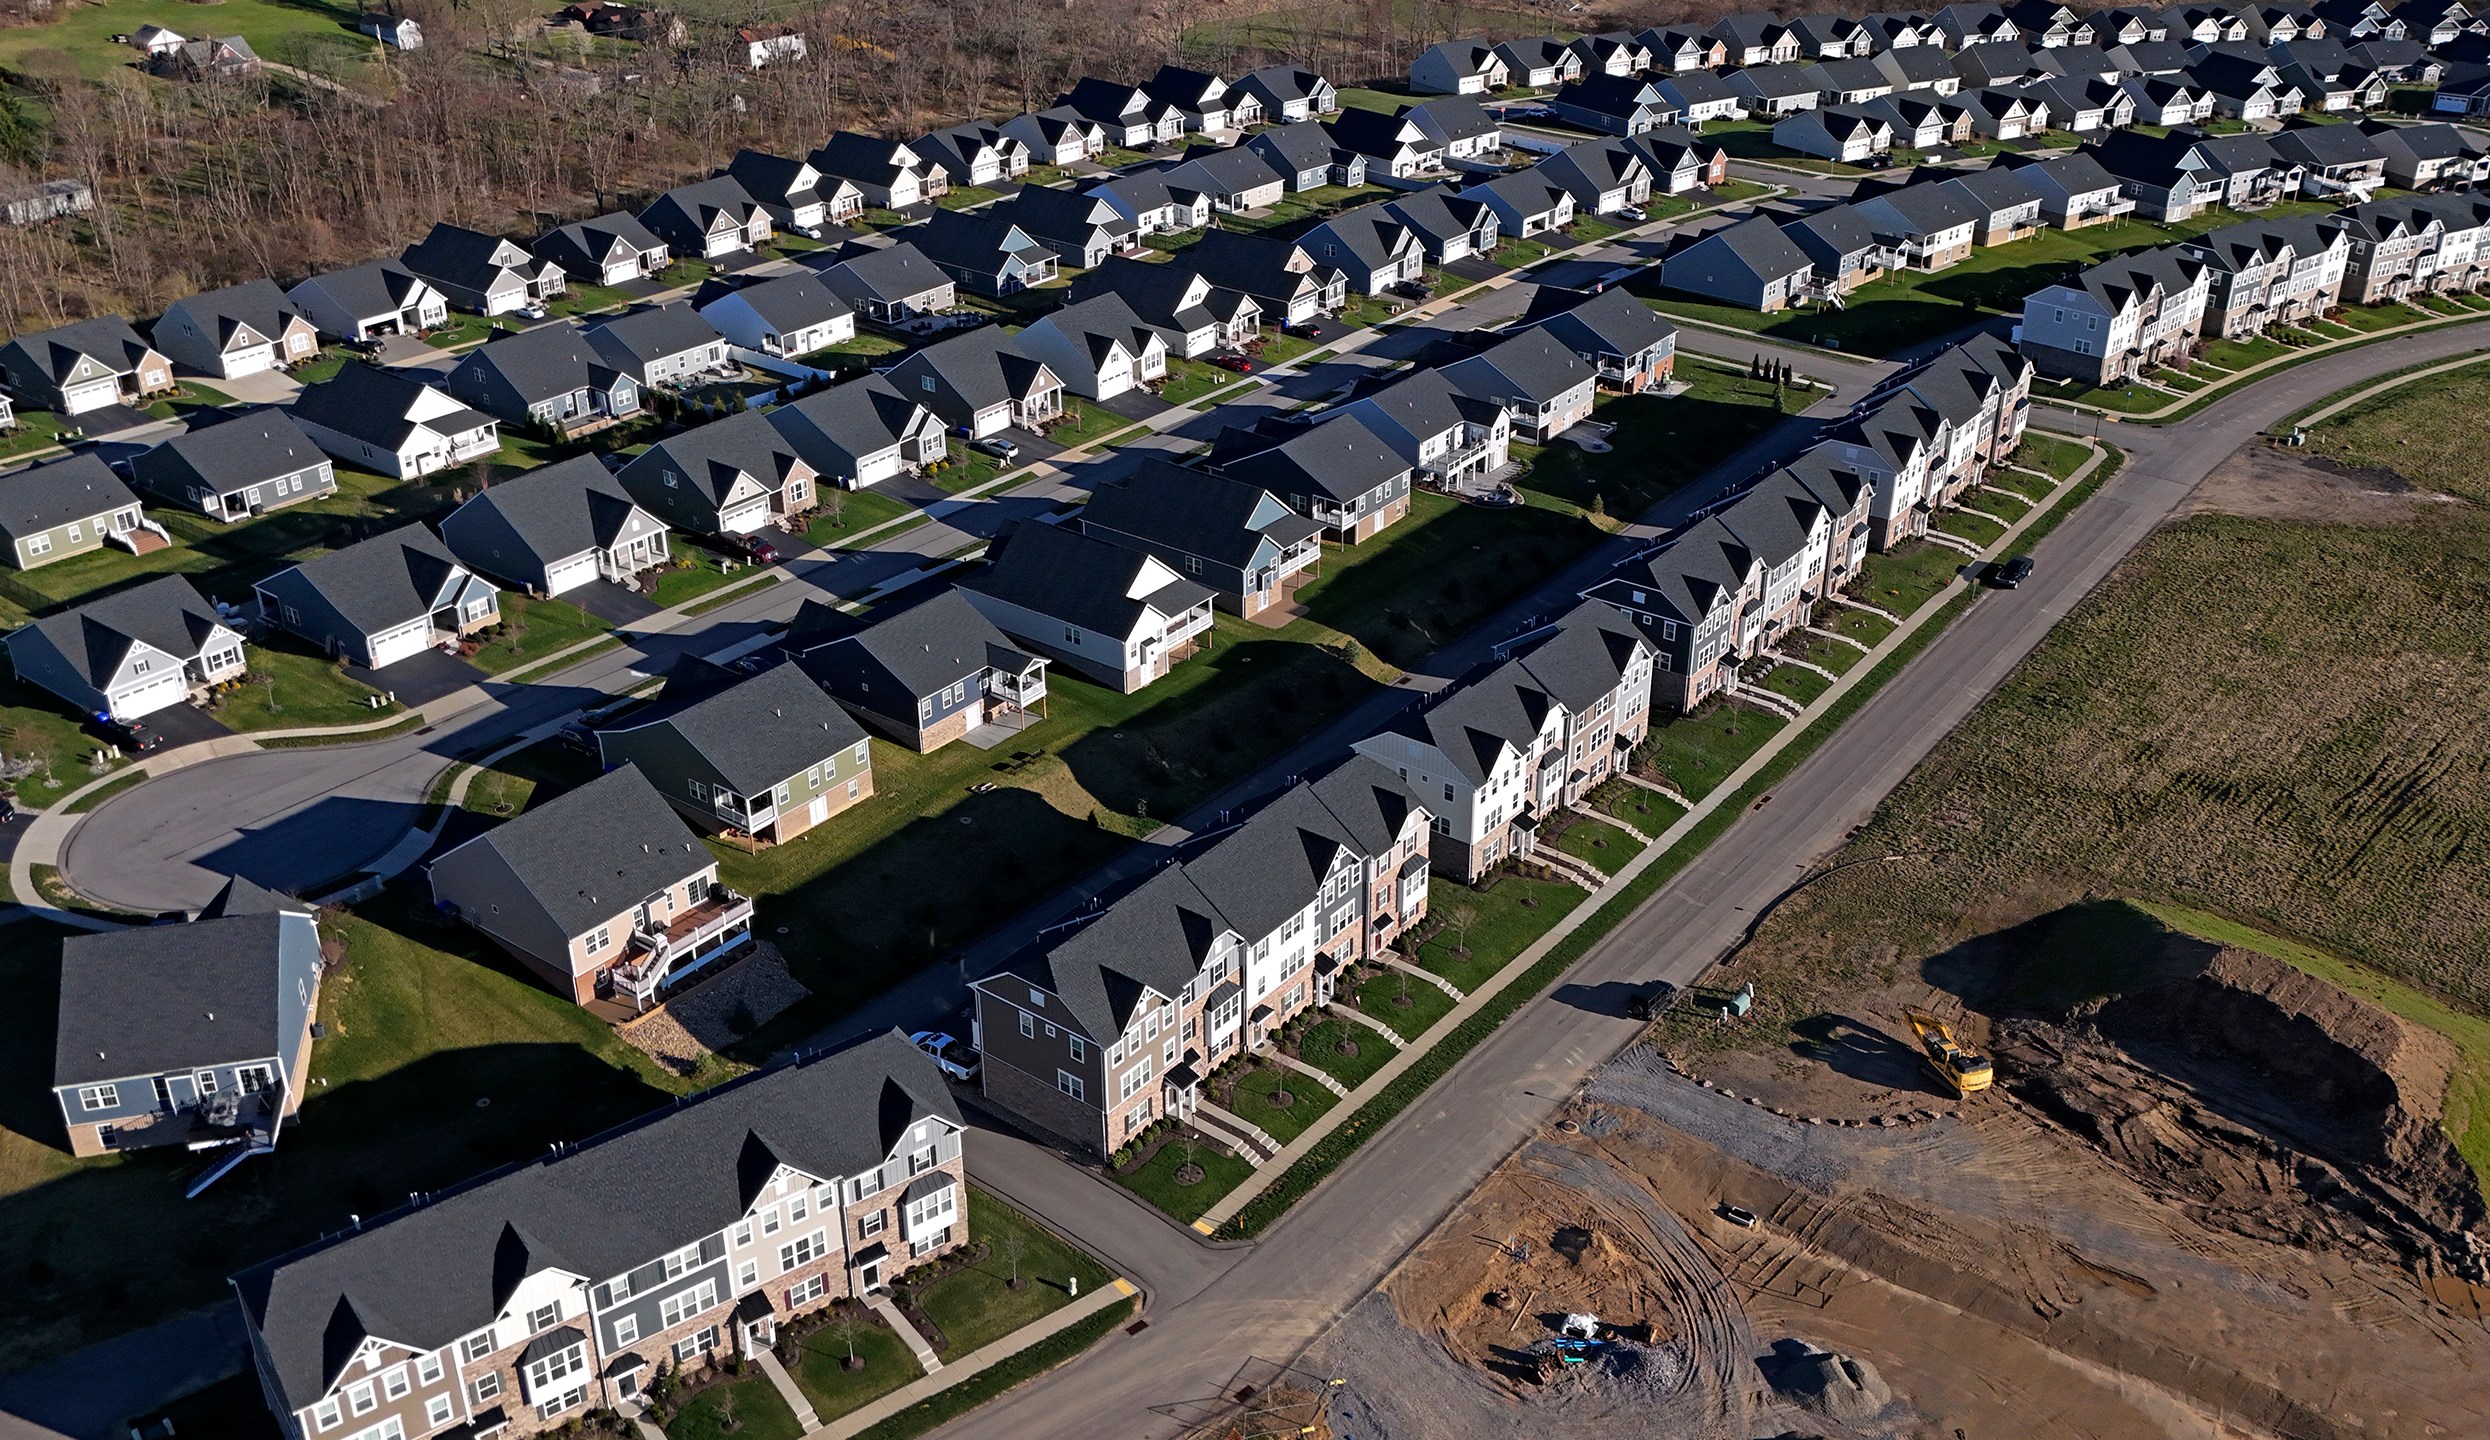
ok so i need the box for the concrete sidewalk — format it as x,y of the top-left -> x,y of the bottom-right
806,1280 -> 1136,1439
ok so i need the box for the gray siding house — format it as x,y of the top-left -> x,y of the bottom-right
127,410 -> 336,523
254,523 -> 501,670
0,452 -> 152,570
597,659 -> 873,845
5,574 -> 246,722
795,588 -> 1049,752
437,454 -> 670,598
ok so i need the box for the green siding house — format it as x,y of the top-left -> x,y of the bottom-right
0,452 -> 159,571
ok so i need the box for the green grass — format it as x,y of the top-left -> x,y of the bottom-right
0,674 -> 129,810
686,574 -> 782,615
1550,814 -> 1642,875
1290,491 -> 1601,670
462,593 -> 609,675
786,1309 -> 924,1420
1225,1058 -> 1344,1143
2012,433 -> 2094,482
1759,663 -> 1832,706
1224,183 -> 1396,238
213,638 -> 398,733
846,1297 -> 1134,1440
254,713 -> 427,748
807,489 -> 922,548
459,737 -> 598,818
1859,538 -> 1975,616
1519,361 -> 1792,520
1289,1015 -> 1399,1087
59,769 -> 145,814
1158,356 -> 1241,406
1637,704 -> 1788,803
1932,508 -> 2008,549
645,546 -> 761,607
1047,397 -> 1138,449
662,1371 -> 805,1440
1114,1136 -> 1257,1222
906,1188 -> 1112,1359
1413,876 -> 1587,994
1586,776 -> 1682,831
0,0 -> 371,82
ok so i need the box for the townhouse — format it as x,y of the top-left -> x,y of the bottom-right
234,1032 -> 964,1429
1351,603 -> 1653,881
596,660 -> 873,847
2017,243 -> 2211,384
2329,193 -> 2451,300
796,587 -> 1049,753
1077,458 -> 1322,618
2180,213 -> 2352,334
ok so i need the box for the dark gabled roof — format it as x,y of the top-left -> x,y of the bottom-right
645,175 -> 764,230
995,863 -> 1228,1039
1377,649 -> 1558,785
1855,180 -> 1982,238
1506,602 -> 1649,713
1401,95 -> 1502,142
1213,411 -> 1409,505
1078,457 -> 1319,571
438,764 -> 707,936
54,906 -> 311,1086
1460,167 -> 1571,218
446,454 -> 648,563
2269,120 -> 2389,168
723,149 -> 820,208
289,362 -> 495,453
539,211 -> 665,269
1143,64 -> 1227,109
1339,366 -> 1506,445
909,208 -> 1056,275
132,408 -> 325,492
885,326 -> 1053,411
809,131 -> 928,188
0,451 -> 139,540
802,587 -> 1035,698
203,874 -> 297,919
234,1030 -> 958,1415
1180,784 -> 1354,942
816,241 -> 953,306
610,660 -> 864,794
967,520 -> 1213,638
1304,753 -> 1425,857
292,261 -> 433,321
1300,205 -> 1418,270
639,408 -> 809,503
2360,117 -> 2478,161
584,305 -> 723,366
1782,202 -> 1883,260
1655,69 -> 1739,106
3,315 -> 158,383
1185,231 -> 1331,297
1806,56 -> 1893,92
15,574 -> 230,688
1031,292 -> 1164,372
1730,61 -> 1820,98
1497,35 -> 1578,71
454,323 -> 626,405
1441,328 -> 1594,406
1541,137 -> 1651,193
767,376 -> 929,461
1158,143 -> 1288,197
1326,106 -> 1432,157
696,271 -> 853,333
157,279 -> 306,353
1416,37 -> 1502,76
999,184 -> 1136,242
1382,183 -> 1492,244
1069,255 -> 1250,335
401,224 -> 544,292
1238,64 -> 1328,103
1516,284 -> 1679,360
1930,162 -> 2045,213
267,524 -> 473,634
1249,119 -> 1350,171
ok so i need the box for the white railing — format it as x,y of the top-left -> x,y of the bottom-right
1166,606 -> 1215,646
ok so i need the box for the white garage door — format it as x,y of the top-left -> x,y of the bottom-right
367,624 -> 432,670
222,346 -> 276,378
544,554 -> 598,596
110,671 -> 189,721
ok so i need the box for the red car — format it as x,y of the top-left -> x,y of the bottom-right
1211,353 -> 1254,374
733,535 -> 782,566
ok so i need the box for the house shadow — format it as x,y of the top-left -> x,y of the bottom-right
196,795 -> 436,897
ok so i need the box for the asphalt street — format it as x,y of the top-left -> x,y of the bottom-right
921,321 -> 2490,1440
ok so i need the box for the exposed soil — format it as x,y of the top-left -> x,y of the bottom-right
2178,444 -> 2463,525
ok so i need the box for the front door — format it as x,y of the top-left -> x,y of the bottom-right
860,1260 -> 882,1292
808,794 -> 829,825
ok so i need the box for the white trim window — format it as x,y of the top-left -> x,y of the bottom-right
311,1400 -> 342,1432
778,1229 -> 830,1271
523,1342 -> 585,1395
659,1279 -> 721,1329
458,1330 -> 496,1365
788,1273 -> 827,1307
660,1243 -> 702,1279
424,1395 -> 453,1427
613,1314 -> 640,1346
673,1327 -> 717,1365
904,1183 -> 959,1239
738,1259 -> 759,1289
471,1373 -> 502,1404
77,1084 -> 118,1111
381,1367 -> 409,1401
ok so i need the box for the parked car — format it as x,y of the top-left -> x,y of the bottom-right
1719,1204 -> 1760,1228
1282,321 -> 1321,338
970,436 -> 1020,462
1389,279 -> 1430,299
1618,205 -> 1648,223
93,717 -> 162,754
909,1031 -> 980,1082
1211,352 -> 1254,374
1991,555 -> 2034,589
555,722 -> 599,755
732,534 -> 783,566
1624,979 -> 1677,1020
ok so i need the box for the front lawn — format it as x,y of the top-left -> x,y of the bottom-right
785,1307 -> 925,1420
1348,967 -> 1457,1041
459,737 -> 599,817
1857,538 -> 1971,617
662,1371 -> 804,1440
1549,814 -> 1643,874
1586,775 -> 1683,830
1932,509 -> 2008,549
1410,874 -> 1587,994
647,546 -> 766,608
1114,1132 -> 1257,1223
1638,703 -> 1787,802
1287,1015 -> 1398,1088
1159,356 -> 1243,406
213,638 -> 398,733
806,488 -> 922,548
464,594 -> 611,675
0,674 -> 130,811
2011,433 -> 2093,482
906,1188 -> 1112,1359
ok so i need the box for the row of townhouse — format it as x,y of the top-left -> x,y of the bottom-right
969,756 -> 1437,1154
234,1032 -> 968,1438
1579,334 -> 2031,711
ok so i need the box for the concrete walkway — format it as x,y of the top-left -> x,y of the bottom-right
810,1281 -> 1136,1439
1322,1000 -> 1405,1048
756,1348 -> 822,1429
1264,1050 -> 1350,1098
1372,952 -> 1464,1000
1186,435 -> 2113,1237
865,1293 -> 943,1373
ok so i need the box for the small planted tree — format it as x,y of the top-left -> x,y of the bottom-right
834,1306 -> 867,1372
999,1228 -> 1029,1291
1448,903 -> 1478,958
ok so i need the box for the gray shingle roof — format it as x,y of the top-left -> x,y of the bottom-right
3,315 -> 158,384
816,241 -> 952,306
17,574 -> 229,688
884,326 -> 1052,411
289,362 -> 494,454
0,452 -> 139,542
637,408 -> 809,504
453,323 -> 627,406
538,212 -> 665,273
439,764 -> 708,936
445,453 -> 646,562
233,1029 -> 958,1415
998,863 -> 1227,1039
722,149 -> 820,209
156,279 -> 305,354
1213,412 -> 1409,505
55,907 -> 310,1086
1516,284 -> 1679,361
697,272 -> 853,334
291,261 -> 432,322
132,409 -> 325,496
584,305 -> 723,368
1078,457 -> 1321,571
801,587 -> 1034,699
611,660 -> 865,795
968,520 -> 1214,637
265,523 -> 472,635
1441,328 -> 1594,406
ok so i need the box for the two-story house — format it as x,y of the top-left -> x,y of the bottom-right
1332,367 -> 1512,491
881,327 -> 1063,440
766,377 -> 948,492
401,224 -> 566,316
1514,284 -> 1679,394
597,659 -> 873,846
1077,459 -> 1324,618
796,588 -> 1049,752
961,521 -> 1216,693
1208,411 -> 1416,544
1440,329 -> 1598,443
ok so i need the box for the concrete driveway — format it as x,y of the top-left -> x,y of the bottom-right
208,369 -> 303,406
370,334 -> 449,367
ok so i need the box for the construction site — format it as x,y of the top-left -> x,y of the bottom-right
1303,902 -> 2490,1440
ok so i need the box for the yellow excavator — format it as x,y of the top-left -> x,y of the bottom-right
1906,1010 -> 1993,1096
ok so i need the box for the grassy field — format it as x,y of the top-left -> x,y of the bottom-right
0,0 -> 372,81
905,1188 -> 1112,1359
1412,874 -> 1586,993
663,1371 -> 804,1440
1287,491 -> 1600,669
0,674 -> 129,810
787,1309 -> 924,1420
1519,359 -> 1793,520
1637,703 -> 1787,802
211,638 -> 397,733
1695,365 -> 2490,1198
463,593 -> 610,675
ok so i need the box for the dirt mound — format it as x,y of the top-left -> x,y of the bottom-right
1766,1346 -> 1893,1422
1998,938 -> 2483,1268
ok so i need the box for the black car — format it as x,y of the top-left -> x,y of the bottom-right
1625,980 -> 1678,1020
95,718 -> 162,754
1991,555 -> 2035,589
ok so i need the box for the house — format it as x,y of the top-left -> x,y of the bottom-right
1143,65 -> 1258,132
128,23 -> 185,57
1996,149 -> 2137,226
1804,56 -> 1898,105
1859,90 -> 1976,149
7,575 -> 245,724
1244,120 -> 1368,190
2017,243 -> 2211,382
286,260 -> 448,342
152,35 -> 260,81
2123,72 -> 2216,124
355,12 -> 421,48
1571,31 -> 1655,77
2009,0 -> 2094,45
438,453 -> 669,598
1210,411 -> 1415,542
1295,205 -> 1427,294
998,106 -> 1105,167
0,316 -> 172,416
961,520 -> 1216,692
1056,77 -> 1185,146
233,1031 -> 963,1427
1153,143 -> 1290,213
597,660 -> 871,846
640,177 -> 773,259
1777,105 -> 1896,162
969,758 -> 1431,1154
2315,0 -> 2405,37
1084,168 -> 1213,236
0,452 -> 150,570
1783,204 -> 1891,296
1382,185 -> 1501,263
1402,97 -> 1504,160
1866,13 -> 1951,50
1535,138 -> 1655,215
1013,293 -> 1168,401
2179,213 -> 2350,334
2086,126 -> 2291,219
2188,49 -> 2304,118
1410,38 -> 1509,95
444,324 -> 640,436
1581,519 -> 1755,713
1351,603 -> 1653,880
811,241 -> 958,320
735,24 -> 805,67
1441,329 -> 1597,443
1953,42 -> 2048,90
616,409 -> 816,537
287,362 -> 498,478
908,209 -> 1062,298
796,588 -> 1047,752
1852,182 -> 1983,269
127,410 -> 335,524
883,328 -> 1063,439
1332,367 -> 1513,489
2166,3 -> 2250,42
1185,231 -> 1349,323
1874,43 -> 1969,95
2043,41 -> 2126,81
766,377 -> 947,491
1325,106 -> 1446,178
430,763 -> 752,1008
1963,83 -> 2050,137
2026,73 -> 2136,131
1921,164 -> 2049,243
535,213 -> 673,287
1639,25 -> 1729,73
583,306 -> 728,391
1728,62 -> 1827,115
1077,458 -> 1322,617
2360,118 -> 2490,188
0,177 -> 95,227
152,280 -> 318,379
2268,120 -> 2390,197
1515,283 -> 1680,393
1496,36 -> 1585,88
810,132 -> 945,210
51,881 -> 318,1162
2352,36 -> 2442,84
1790,14 -> 1877,57
1937,3 -> 2025,47
1712,12 -> 1804,65
913,123 -> 1030,190
1654,70 -> 1750,126
2270,37 -> 2389,112
1551,74 -> 1683,134
997,186 -> 1138,269
1459,168 -> 1576,239
255,523 -> 499,668
1628,127 -> 1733,193
722,150 -> 840,234
401,224 -> 566,316
1660,214 -> 1818,310
1235,65 -> 1339,123
2396,0 -> 2474,43
1067,256 -> 1259,358
695,272 -> 856,359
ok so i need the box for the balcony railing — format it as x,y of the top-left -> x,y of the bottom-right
611,886 -> 755,1002
1165,605 -> 1215,646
